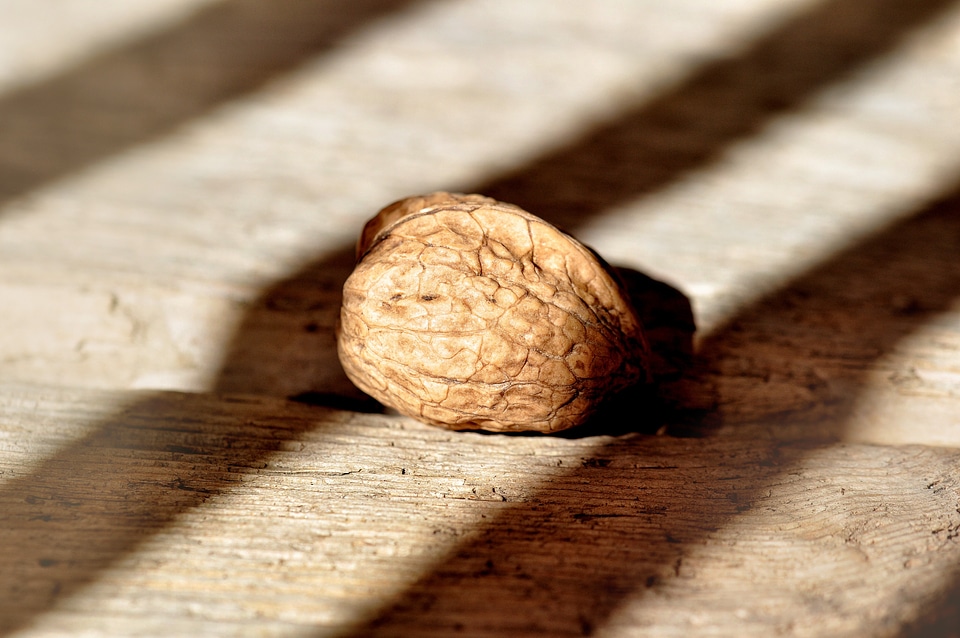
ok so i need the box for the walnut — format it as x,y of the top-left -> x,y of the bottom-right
336,192 -> 651,433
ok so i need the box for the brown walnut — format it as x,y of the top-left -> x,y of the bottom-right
336,192 -> 651,433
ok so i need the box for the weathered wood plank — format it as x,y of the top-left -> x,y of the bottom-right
2,0 -> 960,636
0,386 -> 959,637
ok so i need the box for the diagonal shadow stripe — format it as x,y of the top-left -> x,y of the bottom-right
0,1 -> 419,634
474,0 -> 958,231
338,179 -> 960,638
0,0 -> 417,204
0,391 -> 339,634
1,0 -> 959,635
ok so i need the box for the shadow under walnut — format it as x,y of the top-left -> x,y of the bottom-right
336,193 -> 695,435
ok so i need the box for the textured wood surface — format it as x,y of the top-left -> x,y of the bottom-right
2,1 -> 960,636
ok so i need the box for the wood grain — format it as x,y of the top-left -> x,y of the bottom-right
1,387 -> 959,637
2,0 -> 960,636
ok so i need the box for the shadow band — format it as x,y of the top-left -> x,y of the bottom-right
0,0 -> 416,203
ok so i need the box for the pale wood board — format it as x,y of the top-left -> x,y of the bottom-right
2,1 -> 960,636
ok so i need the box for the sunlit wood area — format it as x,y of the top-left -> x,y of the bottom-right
2,1 -> 960,635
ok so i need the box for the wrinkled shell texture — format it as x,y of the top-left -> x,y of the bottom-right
337,193 -> 650,433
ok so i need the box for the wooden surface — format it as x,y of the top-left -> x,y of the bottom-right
2,1 -> 960,636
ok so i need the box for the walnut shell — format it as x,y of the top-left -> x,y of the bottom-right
336,192 -> 651,433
